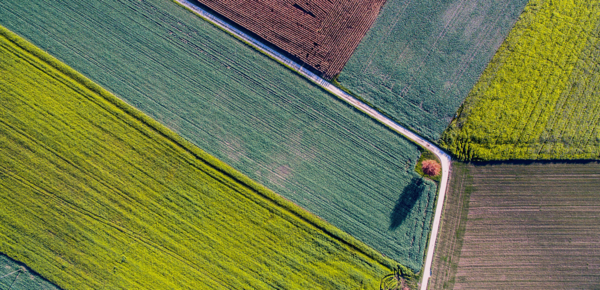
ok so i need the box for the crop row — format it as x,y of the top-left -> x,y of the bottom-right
337,0 -> 528,141
193,0 -> 386,79
452,162 -> 600,289
442,0 -> 600,160
0,27 -> 395,289
0,254 -> 58,290
427,163 -> 472,290
0,0 -> 436,270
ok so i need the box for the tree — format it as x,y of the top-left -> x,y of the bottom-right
422,159 -> 441,177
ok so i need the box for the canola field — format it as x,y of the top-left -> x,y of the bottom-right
337,0 -> 528,141
0,27 -> 393,289
0,0 -> 437,270
442,1 -> 600,160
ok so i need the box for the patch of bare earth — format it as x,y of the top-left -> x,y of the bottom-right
430,162 -> 600,289
191,0 -> 387,79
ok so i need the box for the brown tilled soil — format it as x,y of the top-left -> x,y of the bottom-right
192,0 -> 387,79
428,163 -> 473,289
429,162 -> 600,289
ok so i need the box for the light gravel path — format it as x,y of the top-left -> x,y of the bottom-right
174,1 -> 451,288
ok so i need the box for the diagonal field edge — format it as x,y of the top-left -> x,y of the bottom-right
171,0 -> 452,288
0,23 -> 404,276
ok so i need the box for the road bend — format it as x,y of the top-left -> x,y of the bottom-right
175,0 -> 451,288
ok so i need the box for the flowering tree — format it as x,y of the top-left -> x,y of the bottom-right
422,159 -> 441,177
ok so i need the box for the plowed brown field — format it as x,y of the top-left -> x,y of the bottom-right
192,0 -> 386,79
430,162 -> 600,289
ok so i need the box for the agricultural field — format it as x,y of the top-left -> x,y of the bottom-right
0,254 -> 59,290
429,162 -> 600,289
336,0 -> 528,141
0,0 -> 436,272
427,163 -> 474,290
0,27 -> 396,289
442,1 -> 600,160
191,0 -> 387,79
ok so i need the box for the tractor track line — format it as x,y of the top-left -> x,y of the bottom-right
173,0 -> 452,288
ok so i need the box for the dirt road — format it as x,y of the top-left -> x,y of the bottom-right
174,1 -> 451,288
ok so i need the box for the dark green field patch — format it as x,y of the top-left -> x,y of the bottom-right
0,0 -> 436,270
337,0 -> 528,141
0,254 -> 59,290
0,26 -> 396,289
442,1 -> 600,160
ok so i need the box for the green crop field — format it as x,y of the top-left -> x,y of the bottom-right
429,162 -> 600,289
0,254 -> 59,290
0,27 -> 398,289
442,1 -> 600,161
0,0 -> 437,271
336,0 -> 528,141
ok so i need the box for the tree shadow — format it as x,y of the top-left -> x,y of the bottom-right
389,177 -> 425,231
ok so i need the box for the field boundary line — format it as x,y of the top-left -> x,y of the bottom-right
0,23 -> 406,274
171,1 -> 452,287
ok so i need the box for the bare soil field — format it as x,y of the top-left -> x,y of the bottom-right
429,162 -> 600,289
190,0 -> 386,79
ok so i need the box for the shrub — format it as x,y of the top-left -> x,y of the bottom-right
422,160 -> 441,177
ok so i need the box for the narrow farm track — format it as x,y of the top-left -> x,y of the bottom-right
173,1 -> 452,288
